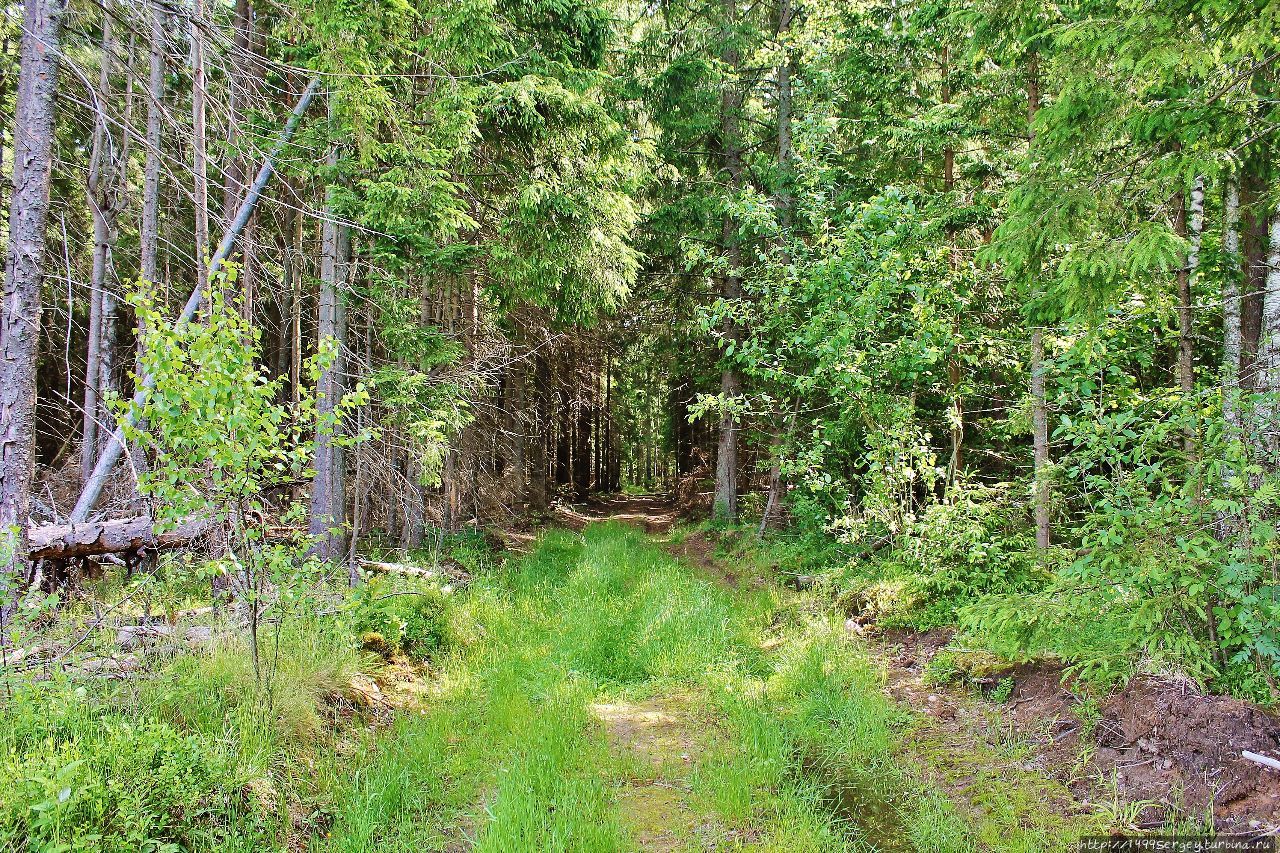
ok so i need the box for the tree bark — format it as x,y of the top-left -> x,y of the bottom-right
1239,161 -> 1268,388
714,0 -> 744,522
573,365 -> 592,499
1027,52 -> 1049,549
1251,209 -> 1280,462
29,514 -> 210,561
1224,174 -> 1243,428
0,34 -> 11,240
141,4 -> 165,285
82,8 -> 123,486
221,0 -> 253,221
774,0 -> 794,233
1,0 -> 68,592
1177,176 -> 1205,454
1031,328 -> 1050,548
70,78 -> 320,524
527,352 -> 549,512
942,44 -> 963,486
190,0 -> 210,299
308,143 -> 350,560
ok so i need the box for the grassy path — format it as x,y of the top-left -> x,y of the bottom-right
318,521 -> 1097,852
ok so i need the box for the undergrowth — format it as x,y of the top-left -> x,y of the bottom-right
2,521 -> 1103,851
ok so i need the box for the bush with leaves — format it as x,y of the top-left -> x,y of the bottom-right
120,269 -> 367,679
0,683 -> 269,852
349,579 -> 453,659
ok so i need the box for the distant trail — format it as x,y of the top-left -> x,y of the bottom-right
555,493 -> 678,533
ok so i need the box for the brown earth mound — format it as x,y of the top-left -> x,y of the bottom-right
877,629 -> 1280,832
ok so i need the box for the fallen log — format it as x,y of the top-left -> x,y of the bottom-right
116,624 -> 215,651
28,515 -> 212,561
359,560 -> 439,579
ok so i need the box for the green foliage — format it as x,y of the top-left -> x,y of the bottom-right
121,270 -> 368,675
350,580 -> 453,658
0,683 -> 269,853
368,366 -> 472,487
123,269 -> 365,529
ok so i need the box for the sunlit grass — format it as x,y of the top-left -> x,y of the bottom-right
2,521 -> 1106,851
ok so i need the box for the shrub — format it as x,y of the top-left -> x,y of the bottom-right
350,580 -> 452,658
0,684 -> 269,853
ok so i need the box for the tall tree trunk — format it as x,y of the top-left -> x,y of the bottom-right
1031,328 -> 1050,547
508,357 -> 527,504
527,352 -> 549,512
573,364 -> 592,499
1,0 -> 69,592
1252,209 -> 1280,463
1176,176 -> 1204,454
0,34 -> 12,246
130,5 -> 165,499
141,4 -> 164,285
190,0 -> 210,299
1239,160 -> 1268,387
1224,174 -> 1243,428
221,0 -> 252,220
774,0 -> 794,233
1182,174 -> 1203,458
758,0 -> 795,531
942,44 -> 964,486
714,0 -> 744,522
308,144 -> 350,560
555,362 -> 571,488
81,9 -> 121,485
289,202 -> 303,406
1027,52 -> 1050,549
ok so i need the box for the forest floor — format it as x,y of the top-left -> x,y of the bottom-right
12,498 -> 1276,850
311,502 -> 1115,851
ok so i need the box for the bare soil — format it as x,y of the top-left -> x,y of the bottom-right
555,494 -> 677,534
876,628 -> 1280,833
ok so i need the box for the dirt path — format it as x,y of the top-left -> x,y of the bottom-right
555,494 -> 677,534
366,508 -> 1113,850
592,695 -> 708,850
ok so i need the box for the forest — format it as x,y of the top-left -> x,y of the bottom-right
3,0 -> 1280,847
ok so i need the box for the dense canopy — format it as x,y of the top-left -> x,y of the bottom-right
3,0 -> 1280,844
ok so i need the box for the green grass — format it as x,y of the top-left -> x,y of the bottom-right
0,620 -> 365,852
322,522 -> 1099,851
2,521 -> 1106,851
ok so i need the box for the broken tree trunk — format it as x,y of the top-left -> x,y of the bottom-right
69,78 -> 320,525
28,515 -> 211,561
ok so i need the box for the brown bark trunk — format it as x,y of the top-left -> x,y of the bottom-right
1,0 -> 68,590
714,0 -> 744,522
573,365 -> 592,499
308,142 -> 350,560
1240,160 -> 1269,388
527,352 -> 549,512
